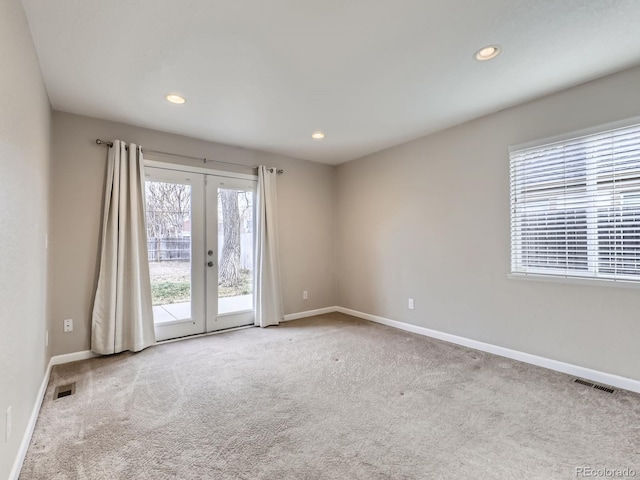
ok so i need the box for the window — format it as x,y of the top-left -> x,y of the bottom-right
510,121 -> 640,283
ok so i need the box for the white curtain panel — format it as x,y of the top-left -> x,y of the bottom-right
91,140 -> 155,354
254,166 -> 284,327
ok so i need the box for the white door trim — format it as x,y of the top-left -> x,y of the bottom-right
144,159 -> 257,181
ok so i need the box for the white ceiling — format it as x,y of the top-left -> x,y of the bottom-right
20,0 -> 640,164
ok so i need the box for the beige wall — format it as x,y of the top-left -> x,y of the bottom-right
50,111 -> 336,355
337,65 -> 640,381
0,0 -> 52,477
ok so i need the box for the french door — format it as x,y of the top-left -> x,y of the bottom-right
144,166 -> 257,341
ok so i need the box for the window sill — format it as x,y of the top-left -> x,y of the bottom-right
507,273 -> 640,290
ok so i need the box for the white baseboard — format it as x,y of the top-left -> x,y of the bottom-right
283,306 -> 339,322
336,307 -> 640,394
50,350 -> 98,366
8,357 -> 52,480
9,350 -> 98,480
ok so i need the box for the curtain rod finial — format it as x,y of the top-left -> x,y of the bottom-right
96,139 -> 113,147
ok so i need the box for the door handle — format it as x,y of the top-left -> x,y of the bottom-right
207,261 -> 214,267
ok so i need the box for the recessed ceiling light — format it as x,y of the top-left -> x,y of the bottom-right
311,131 -> 325,140
474,45 -> 501,61
165,94 -> 186,104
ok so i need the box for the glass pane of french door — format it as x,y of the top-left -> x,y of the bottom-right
206,176 -> 256,332
218,188 -> 254,314
144,167 -> 205,341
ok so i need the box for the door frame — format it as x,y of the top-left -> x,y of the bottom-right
144,160 -> 257,182
144,159 -> 258,340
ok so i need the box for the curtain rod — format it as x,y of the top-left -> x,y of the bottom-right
95,139 -> 284,174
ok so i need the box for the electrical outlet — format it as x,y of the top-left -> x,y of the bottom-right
408,298 -> 414,310
63,318 -> 73,333
303,290 -> 308,300
6,407 -> 11,442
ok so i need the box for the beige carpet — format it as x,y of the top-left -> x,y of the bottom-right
20,313 -> 640,479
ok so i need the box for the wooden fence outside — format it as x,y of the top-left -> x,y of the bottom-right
148,235 -> 253,269
147,237 -> 190,262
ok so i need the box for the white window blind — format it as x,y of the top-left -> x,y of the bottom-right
510,121 -> 640,283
